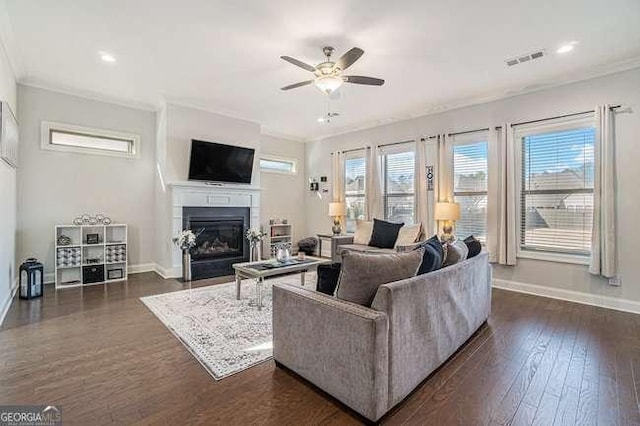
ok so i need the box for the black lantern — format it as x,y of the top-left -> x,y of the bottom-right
19,258 -> 44,299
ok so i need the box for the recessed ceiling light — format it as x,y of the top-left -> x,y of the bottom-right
317,117 -> 326,123
99,52 -> 116,63
556,42 -> 578,54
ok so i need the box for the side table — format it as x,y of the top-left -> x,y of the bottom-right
317,233 -> 354,263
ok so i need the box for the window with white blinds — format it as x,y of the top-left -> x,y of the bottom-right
383,149 -> 415,224
344,154 -> 366,232
453,141 -> 488,241
519,126 -> 595,255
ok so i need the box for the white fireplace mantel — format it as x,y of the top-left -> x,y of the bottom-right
168,181 -> 261,276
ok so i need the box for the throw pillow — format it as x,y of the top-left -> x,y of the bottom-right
336,249 -> 424,306
443,239 -> 469,267
464,235 -> 482,258
353,220 -> 374,245
316,262 -> 342,296
368,218 -> 404,249
395,223 -> 423,247
416,234 -> 444,274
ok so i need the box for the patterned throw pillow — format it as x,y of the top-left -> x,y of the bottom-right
336,249 -> 424,306
353,220 -> 373,245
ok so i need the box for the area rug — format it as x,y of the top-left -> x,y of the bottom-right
140,273 -> 313,380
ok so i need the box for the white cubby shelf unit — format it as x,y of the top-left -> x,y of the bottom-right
263,223 -> 293,259
54,224 -> 128,289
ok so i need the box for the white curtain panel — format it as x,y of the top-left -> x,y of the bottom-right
365,145 -> 383,220
437,134 -> 453,202
331,150 -> 346,209
589,105 -> 617,278
487,125 -> 517,265
415,138 -> 433,235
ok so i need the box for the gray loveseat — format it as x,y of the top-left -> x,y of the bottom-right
272,252 -> 492,422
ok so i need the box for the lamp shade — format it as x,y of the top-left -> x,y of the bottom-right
434,202 -> 460,221
328,202 -> 346,217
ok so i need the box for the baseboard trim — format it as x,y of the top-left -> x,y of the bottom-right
493,278 -> 640,315
0,279 -> 19,326
153,264 -> 179,279
44,263 -> 162,284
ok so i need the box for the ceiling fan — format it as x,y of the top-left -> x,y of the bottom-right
280,46 -> 385,94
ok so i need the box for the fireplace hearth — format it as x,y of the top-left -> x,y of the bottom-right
183,207 -> 250,279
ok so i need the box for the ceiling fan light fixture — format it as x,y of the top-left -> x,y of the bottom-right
314,75 -> 343,94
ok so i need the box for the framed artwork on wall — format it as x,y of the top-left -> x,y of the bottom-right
0,101 -> 18,168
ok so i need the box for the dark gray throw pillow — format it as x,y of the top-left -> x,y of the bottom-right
416,234 -> 444,274
464,235 -> 482,258
336,249 -> 424,306
368,218 -> 404,249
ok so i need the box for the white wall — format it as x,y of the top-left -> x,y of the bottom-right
307,68 -> 640,303
17,85 -> 157,277
260,135 -> 306,247
155,103 -> 262,272
0,31 -> 17,320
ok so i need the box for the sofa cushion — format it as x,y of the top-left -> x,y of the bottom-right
368,219 -> 404,249
415,235 -> 444,274
395,223 -> 422,248
464,235 -> 482,258
443,239 -> 469,267
339,244 -> 396,255
353,220 -> 373,245
336,249 -> 423,306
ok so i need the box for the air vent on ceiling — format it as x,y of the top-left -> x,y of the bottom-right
505,49 -> 546,67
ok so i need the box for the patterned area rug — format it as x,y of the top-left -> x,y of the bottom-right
140,272 -> 314,380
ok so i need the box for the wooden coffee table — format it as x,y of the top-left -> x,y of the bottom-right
233,256 -> 329,310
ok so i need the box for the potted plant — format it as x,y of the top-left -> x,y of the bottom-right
173,230 -> 198,281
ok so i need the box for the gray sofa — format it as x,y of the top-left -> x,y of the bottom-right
272,252 -> 492,422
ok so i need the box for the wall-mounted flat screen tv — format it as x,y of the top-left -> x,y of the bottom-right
188,140 -> 255,184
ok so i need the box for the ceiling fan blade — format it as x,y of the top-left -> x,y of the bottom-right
280,80 -> 313,91
280,56 -> 317,72
343,75 -> 385,86
336,47 -> 364,70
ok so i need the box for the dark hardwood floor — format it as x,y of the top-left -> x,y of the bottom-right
1,272 -> 639,425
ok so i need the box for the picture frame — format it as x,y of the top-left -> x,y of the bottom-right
0,101 -> 19,168
86,233 -> 99,244
107,269 -> 123,280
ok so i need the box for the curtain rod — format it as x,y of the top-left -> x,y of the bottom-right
331,139 -> 414,155
494,105 -> 623,130
332,105 -> 625,154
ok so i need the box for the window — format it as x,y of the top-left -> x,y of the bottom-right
518,123 -> 595,257
260,156 -> 297,174
383,149 -> 415,224
344,154 -> 366,232
453,141 -> 488,241
41,121 -> 139,158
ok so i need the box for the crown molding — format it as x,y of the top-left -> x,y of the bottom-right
308,56 -> 640,142
19,79 -> 157,112
260,128 -> 305,143
0,0 -> 23,79
163,98 -> 262,127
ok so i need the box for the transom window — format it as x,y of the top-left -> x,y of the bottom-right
453,141 -> 488,242
518,123 -> 595,256
41,121 -> 140,158
259,156 -> 297,174
383,149 -> 415,224
344,153 -> 366,232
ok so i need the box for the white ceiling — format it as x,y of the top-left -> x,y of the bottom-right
3,0 -> 640,140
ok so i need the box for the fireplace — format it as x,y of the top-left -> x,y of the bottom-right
183,207 -> 250,279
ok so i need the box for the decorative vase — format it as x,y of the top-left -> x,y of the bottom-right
276,247 -> 290,263
250,243 -> 262,262
182,249 -> 192,282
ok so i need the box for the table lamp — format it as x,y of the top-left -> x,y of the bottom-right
434,202 -> 460,243
328,202 -> 346,235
